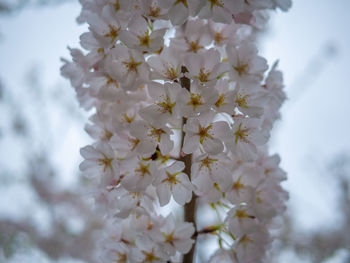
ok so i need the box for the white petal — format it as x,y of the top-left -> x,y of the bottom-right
159,134 -> 174,155
169,4 -> 189,26
167,161 -> 185,174
157,183 -> 171,206
182,134 -> 200,154
173,183 -> 191,206
80,145 -> 101,159
203,138 -> 223,155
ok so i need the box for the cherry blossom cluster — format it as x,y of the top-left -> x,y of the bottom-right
62,0 -> 291,262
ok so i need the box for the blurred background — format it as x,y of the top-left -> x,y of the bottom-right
0,0 -> 349,262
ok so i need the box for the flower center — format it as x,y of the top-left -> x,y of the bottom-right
215,94 -> 226,107
233,177 -> 245,191
106,75 -> 119,88
234,123 -> 249,144
197,124 -> 213,144
165,172 -> 179,186
199,156 -> 217,172
197,68 -> 211,83
116,252 -> 127,263
163,66 -> 178,80
214,31 -> 226,44
238,235 -> 254,248
142,249 -> 160,262
187,39 -> 204,53
98,155 -> 113,172
104,25 -> 121,42
156,96 -> 176,114
163,231 -> 175,245
174,0 -> 188,8
149,127 -> 166,142
236,93 -> 249,108
101,129 -> 113,141
148,4 -> 161,18
122,113 -> 135,123
234,63 -> 249,76
138,30 -> 151,48
128,137 -> 140,151
208,0 -> 224,9
122,57 -> 142,73
135,162 -> 151,177
188,93 -> 203,110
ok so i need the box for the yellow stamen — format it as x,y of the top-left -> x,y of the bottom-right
208,0 -> 224,9
234,63 -> 249,76
235,93 -> 249,108
135,162 -> 151,177
234,123 -> 249,144
215,94 -> 226,108
122,57 -> 142,73
214,31 -> 226,44
156,96 -> 176,114
188,93 -> 203,110
174,0 -> 188,8
104,25 -> 121,42
197,124 -> 213,144
98,155 -> 113,172
196,68 -> 211,83
138,30 -> 151,48
187,39 -> 204,53
163,66 -> 178,80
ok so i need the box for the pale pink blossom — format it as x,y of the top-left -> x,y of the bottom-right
153,161 -> 194,206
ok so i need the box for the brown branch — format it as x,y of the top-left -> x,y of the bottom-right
180,123 -> 196,263
179,66 -> 197,263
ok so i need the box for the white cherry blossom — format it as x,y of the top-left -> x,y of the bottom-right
178,81 -> 217,117
131,236 -> 168,262
114,187 -> 155,218
121,158 -> 157,191
211,79 -> 236,115
191,154 -> 232,202
119,16 -> 166,53
226,204 -> 259,238
197,0 -> 244,23
62,0 -> 291,261
170,19 -> 211,54
159,0 -> 200,26
147,47 -> 183,81
208,20 -> 251,46
184,48 -> 228,86
226,43 -> 268,83
226,116 -> 269,161
107,44 -> 150,91
182,111 -> 230,155
139,82 -> 184,126
140,0 -> 169,20
226,164 -> 261,204
129,120 -> 174,155
153,161 -> 194,206
233,80 -> 268,117
84,7 -> 124,46
209,249 -> 237,263
79,142 -> 119,179
234,226 -> 271,263
153,214 -> 195,255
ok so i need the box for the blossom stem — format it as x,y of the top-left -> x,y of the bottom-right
180,67 -> 197,263
182,151 -> 196,263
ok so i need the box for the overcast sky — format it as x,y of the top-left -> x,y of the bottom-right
0,0 -> 349,261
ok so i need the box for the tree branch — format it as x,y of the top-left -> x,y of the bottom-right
179,66 -> 197,263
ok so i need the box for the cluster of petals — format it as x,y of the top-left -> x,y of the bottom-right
62,0 -> 291,262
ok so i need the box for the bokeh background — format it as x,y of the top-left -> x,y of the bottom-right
0,0 -> 349,262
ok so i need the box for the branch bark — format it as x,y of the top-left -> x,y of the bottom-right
179,66 -> 197,263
